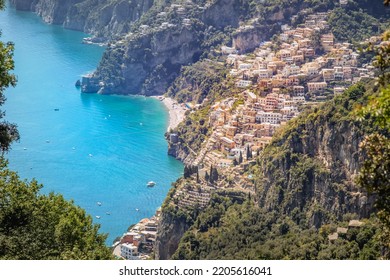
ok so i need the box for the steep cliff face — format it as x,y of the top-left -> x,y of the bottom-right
10,0 -> 154,39
156,82 -> 379,259
252,84 -> 377,228
256,109 -> 374,228
91,24 -> 202,95
81,0 -> 246,95
155,207 -> 191,260
167,142 -> 195,165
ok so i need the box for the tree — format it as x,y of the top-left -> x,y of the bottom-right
205,171 -> 209,182
358,30 -> 390,258
211,166 -> 219,182
246,145 -> 252,160
209,165 -> 214,183
0,2 -> 111,259
184,165 -> 190,179
0,158 -> 112,259
0,1 -> 19,153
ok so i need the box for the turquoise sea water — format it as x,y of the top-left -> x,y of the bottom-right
0,5 -> 182,244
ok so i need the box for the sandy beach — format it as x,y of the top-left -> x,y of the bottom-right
152,96 -> 187,131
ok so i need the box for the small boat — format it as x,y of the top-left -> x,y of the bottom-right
147,181 -> 156,187
96,216 -> 101,219
46,140 -> 50,143
54,108 -> 60,111
97,202 -> 102,206
106,212 -> 111,215
135,208 -> 139,212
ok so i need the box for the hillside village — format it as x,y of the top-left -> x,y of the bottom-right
200,11 -> 377,171
112,8 -> 384,259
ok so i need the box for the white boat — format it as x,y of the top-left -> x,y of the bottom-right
96,216 -> 101,219
147,181 -> 156,187
97,202 -> 102,206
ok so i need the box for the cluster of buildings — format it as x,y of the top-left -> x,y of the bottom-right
230,13 -> 374,101
113,209 -> 161,260
193,12 -> 377,171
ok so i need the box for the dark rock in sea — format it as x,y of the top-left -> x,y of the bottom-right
80,74 -> 100,93
75,79 -> 81,88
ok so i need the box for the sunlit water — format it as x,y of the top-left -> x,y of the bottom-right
0,5 -> 182,244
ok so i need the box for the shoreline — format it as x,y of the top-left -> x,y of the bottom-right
151,96 -> 187,132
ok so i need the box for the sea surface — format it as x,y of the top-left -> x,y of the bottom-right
0,5 -> 183,244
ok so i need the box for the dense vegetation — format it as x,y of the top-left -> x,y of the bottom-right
0,3 -> 18,152
0,159 -> 112,259
357,29 -> 390,258
167,60 -> 228,104
329,7 -> 383,43
0,0 -> 111,259
173,197 -> 381,260
161,0 -> 390,260
171,77 -> 388,259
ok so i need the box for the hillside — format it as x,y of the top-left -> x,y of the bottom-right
10,0 -> 154,40
14,0 -> 388,95
8,0 -> 390,260
156,80 -> 385,260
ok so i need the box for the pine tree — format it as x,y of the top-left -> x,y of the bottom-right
246,146 -> 252,160
183,165 -> 190,178
205,171 -> 209,182
211,166 -> 219,182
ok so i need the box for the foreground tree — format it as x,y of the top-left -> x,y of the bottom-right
358,29 -> 390,258
0,1 -> 19,153
0,159 -> 112,259
0,0 -> 111,259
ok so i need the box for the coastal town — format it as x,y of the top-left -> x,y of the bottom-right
194,11 -> 377,173
112,9 -> 383,259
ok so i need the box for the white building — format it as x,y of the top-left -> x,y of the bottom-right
120,243 -> 139,260
236,80 -> 252,88
256,111 -> 282,124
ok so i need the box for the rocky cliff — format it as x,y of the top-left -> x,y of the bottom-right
10,0 -> 154,40
254,84 -> 375,227
81,0 -> 247,95
155,82 -> 378,259
11,0 -> 333,95
155,205 -> 191,260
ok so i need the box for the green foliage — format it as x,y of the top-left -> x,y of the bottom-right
328,7 -> 383,43
357,30 -> 390,258
0,158 -> 112,259
0,8 -> 19,152
167,60 -> 228,104
173,198 -> 381,259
